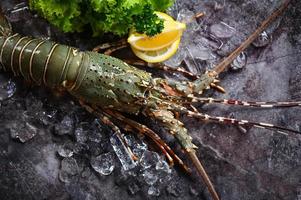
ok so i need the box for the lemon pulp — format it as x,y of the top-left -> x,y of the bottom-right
131,38 -> 181,63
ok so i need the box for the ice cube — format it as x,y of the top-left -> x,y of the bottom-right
59,157 -> 78,183
142,168 -> 158,185
163,44 -> 186,68
55,115 -> 74,135
0,75 -> 16,101
10,121 -> 38,143
210,22 -> 236,39
74,127 -> 88,144
110,133 -> 136,171
148,185 -> 160,196
230,52 -> 247,70
57,143 -> 74,158
124,134 -> 148,158
140,150 -> 160,169
177,8 -> 200,31
155,160 -> 172,174
252,31 -> 271,47
90,152 -> 115,176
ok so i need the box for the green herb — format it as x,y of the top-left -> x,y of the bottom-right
29,0 -> 174,36
133,5 -> 164,36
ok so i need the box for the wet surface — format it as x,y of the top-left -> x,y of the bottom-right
0,0 -> 301,200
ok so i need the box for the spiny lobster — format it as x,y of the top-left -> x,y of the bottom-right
0,1 -> 299,200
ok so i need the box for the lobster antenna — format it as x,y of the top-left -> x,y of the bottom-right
166,101 -> 301,136
187,97 -> 301,108
213,0 -> 291,75
185,110 -> 301,136
188,151 -> 220,200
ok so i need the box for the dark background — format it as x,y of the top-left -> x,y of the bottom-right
0,0 -> 300,200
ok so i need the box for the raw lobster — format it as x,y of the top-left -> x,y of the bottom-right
0,1 -> 298,199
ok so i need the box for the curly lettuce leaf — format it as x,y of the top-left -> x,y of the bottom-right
29,0 -> 174,36
29,0 -> 83,32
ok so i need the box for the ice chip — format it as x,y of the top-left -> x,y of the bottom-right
57,143 -> 74,158
142,168 -> 158,185
55,115 -> 74,135
177,8 -> 199,31
40,110 -> 57,126
110,133 -> 136,171
210,22 -> 236,39
163,45 -> 186,67
10,121 -> 38,143
74,127 -> 88,144
252,31 -> 271,47
156,160 -> 171,174
230,52 -> 247,70
90,152 -> 115,176
87,120 -> 103,143
140,150 -> 160,169
148,185 -> 160,196
124,134 -> 148,158
0,75 -> 16,101
59,157 -> 78,183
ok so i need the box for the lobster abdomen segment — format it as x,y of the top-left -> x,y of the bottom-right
0,34 -> 82,87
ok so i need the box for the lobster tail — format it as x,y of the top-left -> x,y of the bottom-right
0,8 -> 12,37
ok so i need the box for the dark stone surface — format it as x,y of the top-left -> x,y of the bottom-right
0,0 -> 301,200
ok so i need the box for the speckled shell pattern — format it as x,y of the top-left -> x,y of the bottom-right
68,52 -> 154,114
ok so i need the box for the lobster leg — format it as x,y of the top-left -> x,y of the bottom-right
146,108 -> 220,200
104,109 -> 191,173
80,101 -> 191,172
79,101 -> 139,160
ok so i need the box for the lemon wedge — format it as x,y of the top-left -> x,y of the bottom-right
128,12 -> 186,51
131,38 -> 181,63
